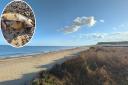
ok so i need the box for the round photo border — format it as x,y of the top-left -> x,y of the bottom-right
0,0 -> 36,48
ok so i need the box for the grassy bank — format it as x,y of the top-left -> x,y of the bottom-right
31,46 -> 128,85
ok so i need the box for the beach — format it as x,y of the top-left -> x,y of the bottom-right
0,46 -> 89,85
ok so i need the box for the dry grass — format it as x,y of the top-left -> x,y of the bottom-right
31,46 -> 128,85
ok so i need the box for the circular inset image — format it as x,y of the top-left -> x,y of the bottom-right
1,0 -> 35,48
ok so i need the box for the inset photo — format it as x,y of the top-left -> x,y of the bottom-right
1,0 -> 35,48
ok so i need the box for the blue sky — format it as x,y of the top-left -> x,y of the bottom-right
0,0 -> 128,46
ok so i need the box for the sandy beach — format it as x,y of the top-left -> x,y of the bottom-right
0,47 -> 89,85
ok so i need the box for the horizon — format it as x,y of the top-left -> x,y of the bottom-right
1,40 -> 128,47
0,0 -> 128,46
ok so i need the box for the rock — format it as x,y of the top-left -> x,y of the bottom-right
1,1 -> 35,47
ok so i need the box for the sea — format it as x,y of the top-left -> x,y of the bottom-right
0,45 -> 75,59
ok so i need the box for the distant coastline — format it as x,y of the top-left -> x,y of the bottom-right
97,41 -> 128,46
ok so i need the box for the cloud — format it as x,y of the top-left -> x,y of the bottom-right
107,32 -> 128,41
62,16 -> 97,34
73,16 -> 97,27
14,0 -> 22,1
113,23 -> 128,30
79,33 -> 106,40
89,33 -> 105,39
66,32 -> 128,45
99,19 -> 104,23
77,32 -> 128,42
62,25 -> 81,34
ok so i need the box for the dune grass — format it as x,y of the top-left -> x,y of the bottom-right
31,46 -> 128,85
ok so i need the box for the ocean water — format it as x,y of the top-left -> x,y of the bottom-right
0,45 -> 74,59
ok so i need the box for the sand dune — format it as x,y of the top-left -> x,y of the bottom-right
0,47 -> 89,85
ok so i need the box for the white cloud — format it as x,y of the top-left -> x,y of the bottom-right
79,33 -> 106,40
106,32 -> 128,41
14,0 -> 22,1
65,32 -> 128,45
99,19 -> 104,23
113,23 -> 128,30
62,16 -> 97,34
62,25 -> 81,34
77,32 -> 128,42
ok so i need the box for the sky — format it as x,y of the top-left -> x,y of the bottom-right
0,0 -> 128,46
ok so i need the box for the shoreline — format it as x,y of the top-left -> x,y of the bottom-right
0,46 -> 78,60
0,46 -> 89,85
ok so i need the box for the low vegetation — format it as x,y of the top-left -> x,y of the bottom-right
31,46 -> 128,85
